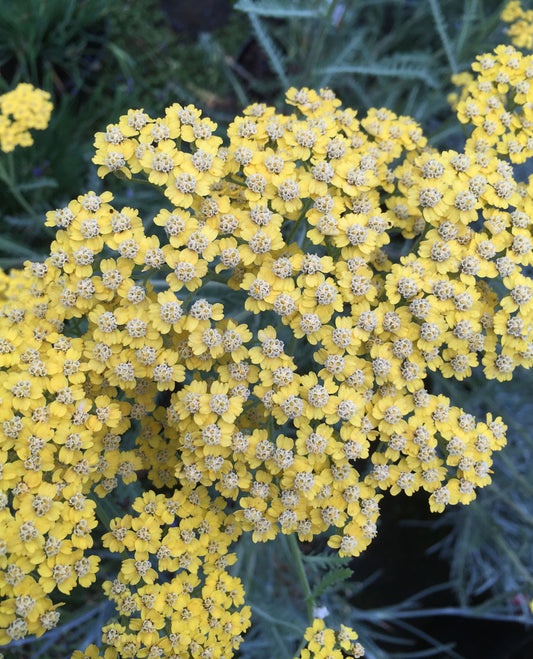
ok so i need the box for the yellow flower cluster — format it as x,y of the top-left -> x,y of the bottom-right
295,619 -> 364,659
0,83 -> 52,153
455,44 -> 533,163
0,249 -> 250,654
502,1 -> 533,50
1,41 -> 533,655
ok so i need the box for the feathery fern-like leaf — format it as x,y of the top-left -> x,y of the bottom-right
247,11 -> 289,91
319,29 -> 368,88
310,567 -> 353,600
456,0 -> 479,61
302,550 -> 352,569
428,0 -> 458,74
318,52 -> 438,89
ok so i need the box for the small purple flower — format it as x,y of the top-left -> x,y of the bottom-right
32,160 -> 50,178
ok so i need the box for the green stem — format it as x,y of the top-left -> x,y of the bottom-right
6,151 -> 15,180
288,332 -> 297,357
428,114 -> 465,145
91,493 -> 130,561
409,218 -> 431,256
267,414 -> 275,442
0,158 -> 37,216
227,175 -> 247,187
137,267 -> 156,285
286,198 -> 312,245
288,533 -> 314,624
205,272 -> 232,285
114,171 -> 154,187
91,493 -> 115,530
181,289 -> 198,308
460,122 -> 471,140
65,315 -> 84,338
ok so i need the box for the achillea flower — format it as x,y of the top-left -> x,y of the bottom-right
3,32 -> 533,652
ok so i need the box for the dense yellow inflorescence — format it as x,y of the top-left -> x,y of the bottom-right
0,83 -> 52,153
502,1 -> 533,50
295,619 -> 364,659
1,37 -> 533,657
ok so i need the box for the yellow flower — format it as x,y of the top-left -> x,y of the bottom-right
139,139 -> 179,187
299,275 -> 343,323
71,644 -> 103,659
271,172 -> 312,215
122,514 -> 162,557
447,477 -> 477,505
0,83 -> 52,153
219,320 -> 252,362
303,618 -> 336,654
2,76 -> 530,657
119,558 -> 158,586
166,152 -> 217,208
299,373 -> 338,420
441,349 -> 478,380
197,381 -> 243,425
165,248 -> 208,293
2,373 -> 45,412
148,289 -> 185,334
238,222 -> 286,267
215,236 -> 241,274
92,138 -> 135,179
296,423 -> 342,467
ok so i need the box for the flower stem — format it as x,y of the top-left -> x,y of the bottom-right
286,198 -> 312,244
0,157 -> 37,216
288,533 -> 314,624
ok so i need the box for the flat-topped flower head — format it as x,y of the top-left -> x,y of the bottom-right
2,57 -> 532,655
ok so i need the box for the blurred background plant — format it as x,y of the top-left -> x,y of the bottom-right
1,1 -> 533,658
0,0 -> 513,245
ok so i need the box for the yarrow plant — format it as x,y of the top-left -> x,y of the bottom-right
0,83 -> 52,153
502,0 -> 533,50
0,83 -> 53,219
1,22 -> 533,659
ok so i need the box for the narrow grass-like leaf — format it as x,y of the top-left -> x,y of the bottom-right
250,604 -> 303,632
235,0 -> 324,19
392,618 -> 464,659
17,177 -> 58,191
0,236 -> 42,258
